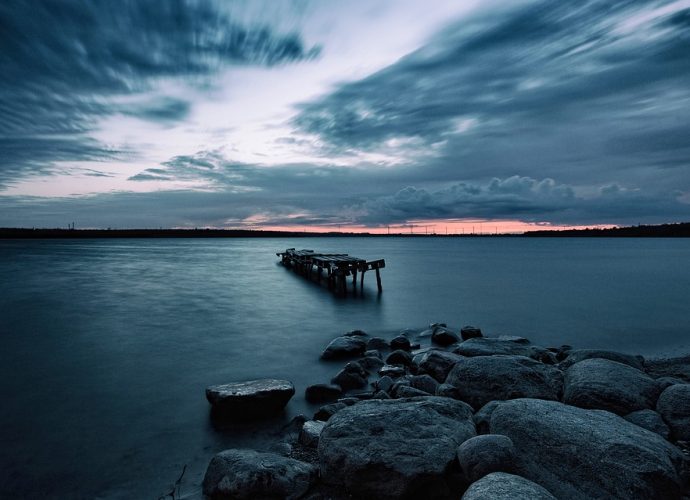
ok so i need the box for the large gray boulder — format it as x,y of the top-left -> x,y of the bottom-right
564,358 -> 661,415
559,349 -> 645,370
453,337 -> 549,360
445,355 -> 563,409
646,355 -> 690,382
319,397 -> 476,499
321,336 -> 367,360
202,448 -> 317,499
657,384 -> 690,441
462,472 -> 556,500
205,379 -> 294,419
415,350 -> 464,382
624,409 -> 670,439
457,434 -> 516,482
488,398 -> 684,499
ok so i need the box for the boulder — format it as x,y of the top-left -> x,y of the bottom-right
657,384 -> 690,441
367,337 -> 389,351
624,409 -> 670,439
488,398 -> 684,499
314,402 -> 347,421
373,390 -> 391,399
453,337 -> 547,360
473,401 -> 502,434
331,362 -> 368,391
386,349 -> 413,366
202,449 -> 317,499
432,327 -> 461,346
646,355 -> 690,382
375,375 -> 394,393
395,386 -> 430,398
205,379 -> 295,419
409,374 -> 439,395
319,397 -> 476,499
344,329 -> 367,337
559,349 -> 645,370
462,472 -> 556,500
457,434 -> 516,482
305,383 -> 342,403
358,355 -> 385,373
563,358 -> 661,415
415,350 -> 464,382
390,335 -> 411,351
299,420 -> 326,448
445,355 -> 563,409
460,326 -> 483,340
378,364 -> 406,378
321,336 -> 367,360
436,383 -> 464,401
364,349 -> 381,358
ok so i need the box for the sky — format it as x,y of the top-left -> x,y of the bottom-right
1,0 -> 689,232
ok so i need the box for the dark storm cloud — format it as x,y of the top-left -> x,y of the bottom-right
295,0 -> 690,207
0,0 -> 319,186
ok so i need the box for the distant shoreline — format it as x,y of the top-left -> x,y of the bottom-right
1,222 -> 689,238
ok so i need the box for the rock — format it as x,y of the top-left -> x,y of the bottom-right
563,358 -> 661,415
375,375 -> 394,393
378,364 -> 406,378
389,378 -> 411,397
445,355 -> 563,409
390,335 -> 411,351
453,337 -> 547,360
535,350 -> 558,365
657,384 -> 690,441
314,402 -> 346,421
205,379 -> 295,419
432,326 -> 461,346
436,383 -> 464,400
559,349 -> 645,370
344,329 -> 367,337
473,401 -> 502,434
497,335 -> 530,344
305,383 -> 342,403
321,336 -> 367,360
299,420 -> 326,448
352,391 -> 374,400
658,376 -> 687,390
460,326 -> 483,340
646,355 -> 690,382
409,374 -> 439,395
457,434 -> 516,482
319,397 -> 476,498
373,390 -> 391,399
337,397 -> 359,406
462,472 -> 556,500
386,349 -> 413,366
488,398 -> 684,499
624,409 -> 670,439
364,349 -> 381,358
366,337 -> 389,351
415,350 -> 464,382
331,362 -> 368,391
358,355 -> 385,373
430,322 -> 447,329
395,386 -> 430,398
202,449 -> 317,499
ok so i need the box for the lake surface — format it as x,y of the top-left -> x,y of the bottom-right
1,237 -> 689,498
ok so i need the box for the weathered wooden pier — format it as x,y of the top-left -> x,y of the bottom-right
277,248 -> 385,295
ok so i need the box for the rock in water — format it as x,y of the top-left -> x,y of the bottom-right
462,472 -> 556,500
305,383 -> 342,403
453,337 -> 548,360
563,358 -> 661,415
331,362 -> 368,391
386,349 -> 413,366
457,434 -> 516,482
488,398 -> 683,499
205,379 -> 294,418
624,409 -> 671,439
444,355 -> 563,409
431,327 -> 460,346
657,384 -> 690,441
559,349 -> 645,370
203,448 -> 317,499
390,335 -> 412,351
460,326 -> 483,341
319,397 -> 476,499
321,336 -> 367,360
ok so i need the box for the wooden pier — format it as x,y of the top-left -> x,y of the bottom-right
277,248 -> 385,295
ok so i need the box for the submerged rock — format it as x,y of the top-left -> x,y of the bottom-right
624,409 -> 670,439
657,384 -> 690,441
457,434 -> 516,483
305,383 -> 342,403
319,397 -> 476,499
205,379 -> 295,419
563,358 -> 661,415
321,336 -> 367,360
462,472 -> 556,500
344,329 -> 367,337
445,355 -> 563,409
488,398 -> 683,499
202,448 -> 317,499
559,349 -> 645,370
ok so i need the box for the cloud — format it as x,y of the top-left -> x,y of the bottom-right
0,0 -> 320,187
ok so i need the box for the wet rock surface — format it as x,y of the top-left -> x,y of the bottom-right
657,384 -> 690,441
457,434 -> 516,482
462,472 -> 556,500
559,348 -> 645,370
205,379 -> 295,419
321,336 -> 367,360
624,409 -> 671,439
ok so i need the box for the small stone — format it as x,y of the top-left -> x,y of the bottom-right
321,336 -> 367,360
375,375 -> 395,393
331,362 -> 368,391
358,355 -> 385,373
390,335 -> 411,351
364,349 -> 381,358
386,349 -> 413,366
344,329 -> 367,337
378,364 -> 406,378
431,327 -> 461,346
314,402 -> 347,421
373,390 -> 391,399
415,350 -> 464,382
299,420 -> 326,448
460,326 -> 483,340
457,434 -> 516,482
462,472 -> 556,500
305,384 -> 342,403
436,383 -> 464,401
366,337 -> 389,351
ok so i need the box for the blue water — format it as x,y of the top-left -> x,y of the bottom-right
1,237 -> 689,498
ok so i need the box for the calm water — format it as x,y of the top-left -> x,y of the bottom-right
1,237 -> 689,498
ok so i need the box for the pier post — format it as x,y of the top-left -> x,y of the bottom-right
375,267 -> 382,292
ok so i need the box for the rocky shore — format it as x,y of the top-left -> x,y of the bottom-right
202,325 -> 690,499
